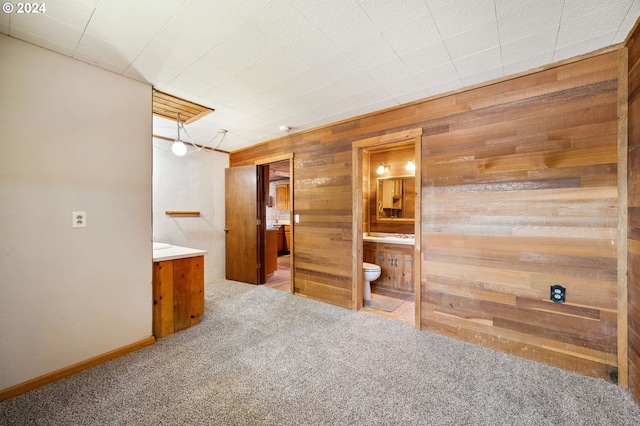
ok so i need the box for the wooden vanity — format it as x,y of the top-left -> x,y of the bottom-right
363,240 -> 414,292
152,244 -> 206,338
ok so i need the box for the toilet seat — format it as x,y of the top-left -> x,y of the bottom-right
363,262 -> 381,271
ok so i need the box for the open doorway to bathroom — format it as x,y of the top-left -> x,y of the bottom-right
259,157 -> 293,293
352,129 -> 422,327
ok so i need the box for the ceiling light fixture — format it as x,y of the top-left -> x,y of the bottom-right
170,114 -> 229,156
377,164 -> 389,174
212,129 -> 228,150
279,125 -> 291,133
172,113 -> 189,156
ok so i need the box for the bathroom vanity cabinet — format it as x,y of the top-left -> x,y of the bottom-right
363,242 -> 414,292
152,255 -> 204,338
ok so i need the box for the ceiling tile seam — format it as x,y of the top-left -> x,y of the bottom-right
424,0 -> 462,86
368,3 -> 445,92
492,0 -> 506,80
120,0 -> 193,79
551,0 -> 567,63
610,0 -> 637,46
71,7 -> 97,59
163,22 -> 277,95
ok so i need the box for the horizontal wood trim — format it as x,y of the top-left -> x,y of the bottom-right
0,337 -> 155,401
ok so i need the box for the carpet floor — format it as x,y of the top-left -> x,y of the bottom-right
2,279 -> 639,425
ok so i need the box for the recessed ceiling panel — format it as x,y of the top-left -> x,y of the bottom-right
152,90 -> 213,124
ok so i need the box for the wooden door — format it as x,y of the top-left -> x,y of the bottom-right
225,165 -> 260,284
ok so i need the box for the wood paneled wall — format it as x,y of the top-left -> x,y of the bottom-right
230,49 -> 623,382
627,21 -> 640,402
421,52 -> 620,382
232,131 -> 357,308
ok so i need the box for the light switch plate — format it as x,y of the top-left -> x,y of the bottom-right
72,211 -> 86,228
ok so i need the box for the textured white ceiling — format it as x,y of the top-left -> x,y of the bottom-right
1,0 -> 638,152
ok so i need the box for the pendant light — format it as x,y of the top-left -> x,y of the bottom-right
172,113 -> 188,156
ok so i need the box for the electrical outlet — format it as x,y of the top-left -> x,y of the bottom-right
550,285 -> 565,304
72,211 -> 86,228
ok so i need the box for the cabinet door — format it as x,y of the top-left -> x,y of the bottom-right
173,256 -> 204,333
265,230 -> 278,276
277,226 -> 284,252
152,261 -> 174,338
401,254 -> 414,291
363,242 -> 376,264
276,183 -> 290,210
153,256 -> 204,338
374,244 -> 414,291
284,225 -> 291,251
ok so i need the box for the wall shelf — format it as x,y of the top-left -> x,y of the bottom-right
165,211 -> 200,216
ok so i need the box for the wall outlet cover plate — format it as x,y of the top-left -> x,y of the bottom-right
550,285 -> 565,303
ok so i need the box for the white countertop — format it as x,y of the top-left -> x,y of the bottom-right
153,242 -> 207,262
267,222 -> 290,228
363,233 -> 415,246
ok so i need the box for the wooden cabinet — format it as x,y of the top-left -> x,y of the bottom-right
152,255 -> 204,338
284,225 -> 291,251
266,229 -> 278,277
275,225 -> 291,254
363,242 -> 414,292
275,183 -> 290,210
277,226 -> 284,252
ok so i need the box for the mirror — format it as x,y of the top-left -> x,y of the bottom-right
376,176 -> 415,221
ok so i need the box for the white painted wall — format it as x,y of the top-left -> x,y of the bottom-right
0,35 -> 152,391
152,138 -> 228,282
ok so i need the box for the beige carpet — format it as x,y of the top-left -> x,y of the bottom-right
2,280 -> 639,425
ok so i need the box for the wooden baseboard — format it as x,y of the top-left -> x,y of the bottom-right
0,336 -> 155,401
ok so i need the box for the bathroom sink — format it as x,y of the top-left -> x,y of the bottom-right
363,234 -> 415,245
153,242 -> 172,250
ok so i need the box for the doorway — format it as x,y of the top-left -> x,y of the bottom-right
352,129 -> 422,327
224,155 -> 293,291
263,159 -> 292,292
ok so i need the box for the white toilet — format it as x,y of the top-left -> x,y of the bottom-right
363,262 -> 382,303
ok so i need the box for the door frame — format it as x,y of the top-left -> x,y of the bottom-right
352,129 -> 422,327
255,153 -> 294,293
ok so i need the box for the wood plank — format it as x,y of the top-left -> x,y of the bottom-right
173,256 -> 204,332
152,261 -> 174,338
618,47 -> 630,387
627,20 -> 640,402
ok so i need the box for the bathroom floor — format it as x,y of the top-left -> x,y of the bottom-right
265,257 -> 415,324
363,285 -> 415,324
